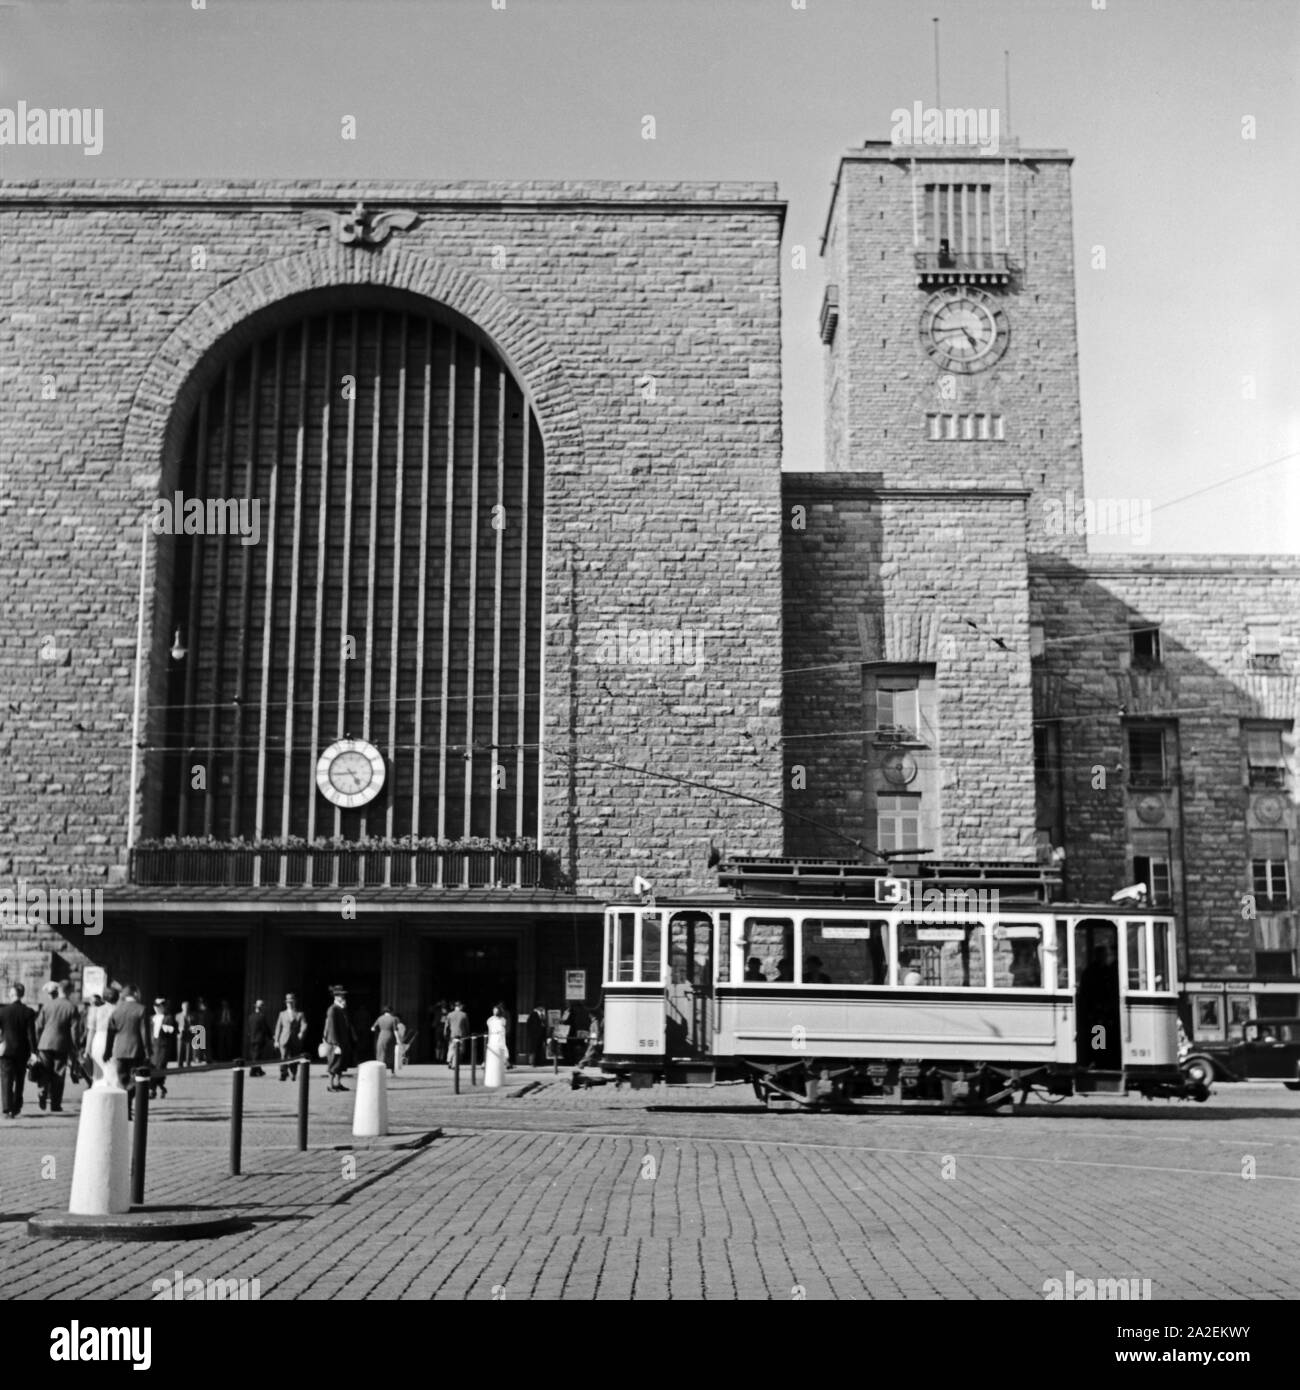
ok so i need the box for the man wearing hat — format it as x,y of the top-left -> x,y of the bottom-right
321,986 -> 356,1092
148,997 -> 176,1099
274,992 -> 308,1081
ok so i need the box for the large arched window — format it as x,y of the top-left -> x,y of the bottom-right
149,296 -> 545,845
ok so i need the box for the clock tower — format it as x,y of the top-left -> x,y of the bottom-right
820,138 -> 1087,559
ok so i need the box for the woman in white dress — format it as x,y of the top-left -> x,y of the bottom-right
484,1005 -> 509,1088
87,985 -> 119,1087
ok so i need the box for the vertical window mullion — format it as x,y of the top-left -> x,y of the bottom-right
176,394 -> 209,837
359,313 -> 383,842
230,341 -> 261,841
436,330 -> 457,845
410,319 -> 433,839
254,330 -> 284,853
280,321 -> 309,844
305,315 -> 334,865
464,341 -> 482,839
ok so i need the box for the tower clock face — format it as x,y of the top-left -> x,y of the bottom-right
315,738 -> 386,809
920,286 -> 1009,373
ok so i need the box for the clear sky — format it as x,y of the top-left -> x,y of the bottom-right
4,0 -> 1297,553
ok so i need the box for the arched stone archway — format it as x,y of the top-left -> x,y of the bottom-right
127,248 -> 580,849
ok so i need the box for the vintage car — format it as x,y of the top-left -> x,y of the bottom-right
1180,1018 -> 1300,1088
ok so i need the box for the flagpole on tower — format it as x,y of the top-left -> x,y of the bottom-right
933,17 -> 942,108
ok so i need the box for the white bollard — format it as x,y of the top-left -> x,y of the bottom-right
68,1086 -> 131,1215
484,1034 -> 507,1089
352,1060 -> 388,1137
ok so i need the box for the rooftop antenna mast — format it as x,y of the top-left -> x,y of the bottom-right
933,17 -> 942,107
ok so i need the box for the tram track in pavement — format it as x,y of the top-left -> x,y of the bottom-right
418,1110 -> 1300,1181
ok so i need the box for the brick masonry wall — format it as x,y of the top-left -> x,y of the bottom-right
784,474 -> 1037,861
1031,558 -> 1300,978
822,146 -> 1086,561
0,180 -> 786,965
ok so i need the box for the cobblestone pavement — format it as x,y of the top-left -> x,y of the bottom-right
1,1064 -> 1297,1300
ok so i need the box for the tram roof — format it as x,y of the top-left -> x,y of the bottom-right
608,896 -> 1172,918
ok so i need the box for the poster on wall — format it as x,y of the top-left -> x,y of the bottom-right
82,965 -> 107,999
565,970 -> 586,1002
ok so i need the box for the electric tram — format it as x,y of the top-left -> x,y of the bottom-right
598,856 -> 1206,1108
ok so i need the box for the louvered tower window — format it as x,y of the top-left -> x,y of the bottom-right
148,299 -> 545,844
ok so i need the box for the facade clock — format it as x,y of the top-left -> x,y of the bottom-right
315,738 -> 386,809
920,286 -> 1009,373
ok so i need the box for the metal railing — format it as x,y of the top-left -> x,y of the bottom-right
129,845 -> 564,891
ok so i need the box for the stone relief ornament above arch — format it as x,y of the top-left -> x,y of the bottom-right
121,241 -> 584,484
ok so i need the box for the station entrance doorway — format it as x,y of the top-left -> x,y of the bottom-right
282,937 -> 383,1048
424,938 -> 519,1055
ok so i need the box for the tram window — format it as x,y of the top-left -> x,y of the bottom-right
740,917 -> 794,982
640,912 -> 663,985
1055,921 -> 1069,989
717,914 -> 730,984
803,919 -> 888,985
991,922 -> 1044,988
897,921 -> 987,987
615,912 -> 637,983
1126,921 -> 1149,991
1152,920 -> 1170,992
800,917 -> 895,984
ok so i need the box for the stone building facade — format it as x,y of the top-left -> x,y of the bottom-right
0,180 -> 785,1044
1,144 -> 1296,1052
788,141 -> 1300,1039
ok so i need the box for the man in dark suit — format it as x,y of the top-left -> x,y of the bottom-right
0,983 -> 39,1117
525,1005 -> 546,1067
246,999 -> 271,1077
148,997 -> 176,1099
105,984 -> 152,1119
35,980 -> 81,1112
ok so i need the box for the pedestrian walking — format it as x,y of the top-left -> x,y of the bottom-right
35,981 -> 80,1112
372,1005 -> 401,1072
104,984 -> 151,1119
525,1005 -> 546,1067
320,986 -> 355,1091
246,999 -> 271,1077
148,997 -> 176,1099
484,1005 -> 509,1087
274,993 -> 307,1080
0,983 -> 39,1118
86,986 -> 117,1087
444,1000 -> 469,1068
191,997 -> 210,1064
216,998 -> 236,1061
495,1000 -> 514,1069
578,1010 -> 604,1069
175,1000 -> 193,1068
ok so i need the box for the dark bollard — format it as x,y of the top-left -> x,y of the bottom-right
130,1073 -> 149,1206
296,1058 -> 310,1151
230,1061 -> 244,1176
453,1042 -> 460,1095
470,1036 -> 478,1088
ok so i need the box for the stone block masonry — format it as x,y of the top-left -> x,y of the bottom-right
0,180 -> 786,939
1031,557 -> 1300,979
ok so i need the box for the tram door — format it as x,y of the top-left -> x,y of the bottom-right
1074,918 -> 1121,1069
666,912 -> 714,1059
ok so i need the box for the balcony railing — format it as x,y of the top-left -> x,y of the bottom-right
914,249 -> 1013,286
1248,765 -> 1287,790
129,845 -> 566,891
